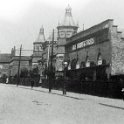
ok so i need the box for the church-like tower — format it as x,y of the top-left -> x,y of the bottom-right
57,5 -> 78,39
32,26 -> 45,65
56,5 -> 78,71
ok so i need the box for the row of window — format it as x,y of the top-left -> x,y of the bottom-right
67,54 -> 106,70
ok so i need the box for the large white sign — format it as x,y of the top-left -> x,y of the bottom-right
72,38 -> 95,50
56,54 -> 64,71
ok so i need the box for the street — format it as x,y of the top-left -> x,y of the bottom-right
0,84 -> 124,124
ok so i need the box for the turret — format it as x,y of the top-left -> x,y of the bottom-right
33,26 -> 45,55
55,5 -> 79,72
57,5 -> 78,39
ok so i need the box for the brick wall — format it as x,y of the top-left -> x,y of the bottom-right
111,26 -> 124,75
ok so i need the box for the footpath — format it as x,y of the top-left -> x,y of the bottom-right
4,84 -> 124,110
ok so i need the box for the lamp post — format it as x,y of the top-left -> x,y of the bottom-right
63,61 -> 68,95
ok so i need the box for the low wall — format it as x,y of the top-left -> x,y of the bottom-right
8,77 -> 40,87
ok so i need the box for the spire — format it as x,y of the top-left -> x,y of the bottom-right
65,4 -> 72,16
35,26 -> 45,43
40,25 -> 44,34
61,4 -> 77,27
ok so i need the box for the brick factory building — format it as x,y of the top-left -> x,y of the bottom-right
65,19 -> 124,82
1,5 -> 124,96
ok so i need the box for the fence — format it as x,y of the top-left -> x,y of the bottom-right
6,76 -> 123,98
8,77 -> 40,87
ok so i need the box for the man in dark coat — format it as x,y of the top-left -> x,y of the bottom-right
30,70 -> 35,88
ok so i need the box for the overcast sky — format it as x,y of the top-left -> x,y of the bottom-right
0,0 -> 124,53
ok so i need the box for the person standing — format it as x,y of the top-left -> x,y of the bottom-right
6,77 -> 9,84
30,70 -> 34,89
63,66 -> 68,95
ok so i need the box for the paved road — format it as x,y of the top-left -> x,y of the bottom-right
0,83 -> 124,124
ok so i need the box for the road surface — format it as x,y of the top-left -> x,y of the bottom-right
0,83 -> 124,124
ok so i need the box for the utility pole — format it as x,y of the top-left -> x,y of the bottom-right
47,41 -> 50,68
17,44 -> 22,86
51,29 -> 54,70
49,29 -> 54,93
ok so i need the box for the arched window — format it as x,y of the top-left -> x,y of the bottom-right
68,62 -> 71,70
97,52 -> 102,65
85,55 -> 90,67
80,61 -> 85,68
90,61 -> 95,67
76,60 -> 80,69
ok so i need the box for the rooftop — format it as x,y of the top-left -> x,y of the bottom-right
58,5 -> 78,27
0,54 -> 11,63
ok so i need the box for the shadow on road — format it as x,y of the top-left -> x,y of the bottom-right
18,86 -> 85,101
3,84 -> 124,110
99,103 -> 124,110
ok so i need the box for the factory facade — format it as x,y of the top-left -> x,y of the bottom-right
0,5 -> 124,84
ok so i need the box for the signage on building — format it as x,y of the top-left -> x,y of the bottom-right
72,38 -> 95,50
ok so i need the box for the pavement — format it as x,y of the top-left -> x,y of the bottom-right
15,84 -> 124,110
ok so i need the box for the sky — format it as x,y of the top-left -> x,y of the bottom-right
0,0 -> 124,53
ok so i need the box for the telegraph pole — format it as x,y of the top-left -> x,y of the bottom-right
49,29 -> 54,92
51,29 -> 54,70
17,44 -> 22,86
